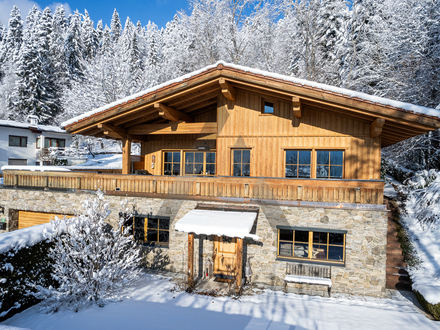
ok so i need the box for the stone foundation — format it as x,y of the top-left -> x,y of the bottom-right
0,187 -> 388,297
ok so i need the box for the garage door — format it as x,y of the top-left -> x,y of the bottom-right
18,211 -> 73,230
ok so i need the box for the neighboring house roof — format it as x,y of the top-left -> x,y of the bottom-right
0,119 -> 68,134
60,61 -> 440,147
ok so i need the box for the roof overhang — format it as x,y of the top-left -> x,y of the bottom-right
175,209 -> 259,240
61,62 -> 440,147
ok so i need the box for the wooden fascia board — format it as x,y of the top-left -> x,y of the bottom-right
64,70 -> 223,134
220,71 -> 440,130
127,122 -> 217,135
219,78 -> 236,101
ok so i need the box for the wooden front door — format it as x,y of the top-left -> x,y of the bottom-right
213,236 -> 237,279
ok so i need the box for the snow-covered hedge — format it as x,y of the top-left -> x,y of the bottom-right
0,224 -> 59,321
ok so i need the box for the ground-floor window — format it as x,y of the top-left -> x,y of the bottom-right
8,159 -> 27,166
277,226 -> 346,264
123,214 -> 170,247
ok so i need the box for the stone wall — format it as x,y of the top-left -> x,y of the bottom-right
0,187 -> 387,297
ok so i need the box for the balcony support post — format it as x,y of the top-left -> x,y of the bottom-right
122,135 -> 132,175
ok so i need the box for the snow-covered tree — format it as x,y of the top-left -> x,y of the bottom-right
110,9 -> 122,43
64,10 -> 85,80
82,10 -> 99,60
34,190 -> 141,312
0,6 -> 23,63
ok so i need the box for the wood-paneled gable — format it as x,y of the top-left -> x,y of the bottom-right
141,89 -> 381,180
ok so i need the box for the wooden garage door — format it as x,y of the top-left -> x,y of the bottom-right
18,211 -> 72,230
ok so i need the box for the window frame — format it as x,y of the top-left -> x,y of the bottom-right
162,150 -> 182,176
8,158 -> 28,166
127,214 -> 170,247
285,149 -> 312,178
9,135 -> 27,147
316,150 -> 344,179
261,99 -> 275,115
183,151 -> 216,176
276,226 -> 346,265
231,148 -> 251,177
44,138 -> 66,148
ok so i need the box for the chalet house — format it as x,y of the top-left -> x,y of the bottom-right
2,62 -> 440,297
0,116 -> 72,172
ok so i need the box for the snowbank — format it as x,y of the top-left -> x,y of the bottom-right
402,176 -> 440,305
61,61 -> 440,128
0,222 -> 65,254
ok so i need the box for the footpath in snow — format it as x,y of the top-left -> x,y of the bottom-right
1,273 -> 438,330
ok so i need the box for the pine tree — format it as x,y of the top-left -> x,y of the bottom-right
1,6 -> 24,63
82,10 -> 99,60
110,9 -> 122,43
64,10 -> 85,80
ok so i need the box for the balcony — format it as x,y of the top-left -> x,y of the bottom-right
2,170 -> 385,209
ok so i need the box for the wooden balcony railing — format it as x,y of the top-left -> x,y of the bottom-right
2,170 -> 385,206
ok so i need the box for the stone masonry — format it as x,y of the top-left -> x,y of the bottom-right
0,187 -> 388,297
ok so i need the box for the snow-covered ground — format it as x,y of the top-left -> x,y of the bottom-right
66,154 -> 122,170
400,176 -> 440,305
1,274 -> 438,330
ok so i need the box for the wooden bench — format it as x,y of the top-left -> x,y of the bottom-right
284,262 -> 332,297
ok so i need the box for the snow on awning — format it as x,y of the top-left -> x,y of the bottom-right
175,209 -> 259,240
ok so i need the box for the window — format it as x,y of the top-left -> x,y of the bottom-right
8,159 -> 27,165
278,227 -> 345,264
233,149 -> 250,176
9,136 -> 27,147
43,161 -> 51,166
285,150 -> 311,178
262,100 -> 274,114
184,151 -> 216,176
44,138 -> 65,148
127,215 -> 170,246
163,151 -> 181,175
36,138 -> 41,149
316,150 -> 344,179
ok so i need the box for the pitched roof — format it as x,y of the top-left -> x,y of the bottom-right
62,61 -> 440,129
0,119 -> 68,134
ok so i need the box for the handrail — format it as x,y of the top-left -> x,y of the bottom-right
2,170 -> 384,205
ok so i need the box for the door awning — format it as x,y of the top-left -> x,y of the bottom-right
175,209 -> 259,240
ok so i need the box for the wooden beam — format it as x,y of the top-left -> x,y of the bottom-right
188,233 -> 194,288
97,123 -> 127,140
122,135 -> 131,175
370,118 -> 385,138
292,96 -> 302,118
219,78 -> 236,101
128,122 -> 217,135
236,238 -> 243,293
155,103 -> 194,123
169,89 -> 221,108
179,98 -> 218,114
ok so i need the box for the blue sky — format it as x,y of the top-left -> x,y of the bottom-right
0,0 -> 191,29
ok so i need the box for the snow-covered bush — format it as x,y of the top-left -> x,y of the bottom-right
0,238 -> 56,321
34,190 -> 142,312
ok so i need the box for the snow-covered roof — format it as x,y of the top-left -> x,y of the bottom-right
66,154 -> 122,170
0,119 -> 69,134
0,165 -> 72,172
174,209 -> 259,240
61,61 -> 440,128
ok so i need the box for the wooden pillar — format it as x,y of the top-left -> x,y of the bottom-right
122,135 -> 132,175
188,233 -> 194,287
236,237 -> 243,292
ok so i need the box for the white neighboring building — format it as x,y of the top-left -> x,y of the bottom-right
0,116 -> 72,173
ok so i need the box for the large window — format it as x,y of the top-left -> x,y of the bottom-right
184,152 -> 216,176
278,227 -> 345,264
285,150 -> 311,178
163,151 -> 181,176
9,135 -> 27,147
8,159 -> 27,165
44,138 -> 65,148
232,149 -> 250,176
316,150 -> 344,179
